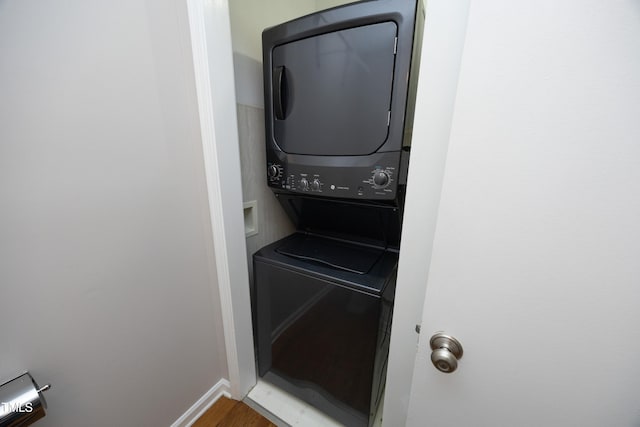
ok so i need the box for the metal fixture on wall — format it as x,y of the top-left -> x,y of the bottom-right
0,372 -> 51,427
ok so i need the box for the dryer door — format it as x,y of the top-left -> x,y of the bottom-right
271,22 -> 397,156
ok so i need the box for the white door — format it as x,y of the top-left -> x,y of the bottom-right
401,0 -> 640,426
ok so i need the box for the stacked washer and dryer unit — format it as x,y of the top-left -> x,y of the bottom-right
252,1 -> 423,425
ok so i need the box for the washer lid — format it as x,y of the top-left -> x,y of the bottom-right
276,235 -> 383,275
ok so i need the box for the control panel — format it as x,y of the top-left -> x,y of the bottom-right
267,153 -> 401,200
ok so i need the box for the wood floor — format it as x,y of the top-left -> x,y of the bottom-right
193,396 -> 276,427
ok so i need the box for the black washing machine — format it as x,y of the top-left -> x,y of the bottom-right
252,196 -> 400,426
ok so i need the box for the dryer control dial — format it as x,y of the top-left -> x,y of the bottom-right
372,169 -> 391,188
267,164 -> 282,179
299,177 -> 309,191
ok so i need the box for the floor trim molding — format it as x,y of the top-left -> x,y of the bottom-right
171,378 -> 232,427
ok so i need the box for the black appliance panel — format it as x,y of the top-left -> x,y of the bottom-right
253,233 -> 397,426
272,22 -> 397,156
267,151 -> 401,200
263,0 -> 420,201
275,194 -> 402,250
255,233 -> 398,295
276,235 -> 383,274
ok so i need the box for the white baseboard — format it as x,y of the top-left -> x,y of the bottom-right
171,378 -> 231,427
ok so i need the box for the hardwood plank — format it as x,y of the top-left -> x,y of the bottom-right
218,402 -> 277,427
192,396 -> 276,427
192,396 -> 237,427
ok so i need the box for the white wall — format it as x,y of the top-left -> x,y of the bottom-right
0,1 -> 228,425
315,0 -> 357,12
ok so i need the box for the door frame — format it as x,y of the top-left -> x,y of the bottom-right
185,0 -> 256,399
185,2 -> 472,425
382,1 -> 471,425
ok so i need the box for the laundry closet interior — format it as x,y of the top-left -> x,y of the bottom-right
229,1 -> 424,425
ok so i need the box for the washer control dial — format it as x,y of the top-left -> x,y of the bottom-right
311,179 -> 321,192
372,169 -> 391,188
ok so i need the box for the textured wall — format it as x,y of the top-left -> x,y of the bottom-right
228,1 -> 310,279
236,104 -> 296,283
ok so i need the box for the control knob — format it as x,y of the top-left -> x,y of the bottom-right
267,164 -> 281,179
299,177 -> 309,191
373,169 -> 390,188
311,179 -> 321,192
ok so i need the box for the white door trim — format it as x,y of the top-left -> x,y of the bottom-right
382,0 -> 471,425
185,0 -> 256,399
